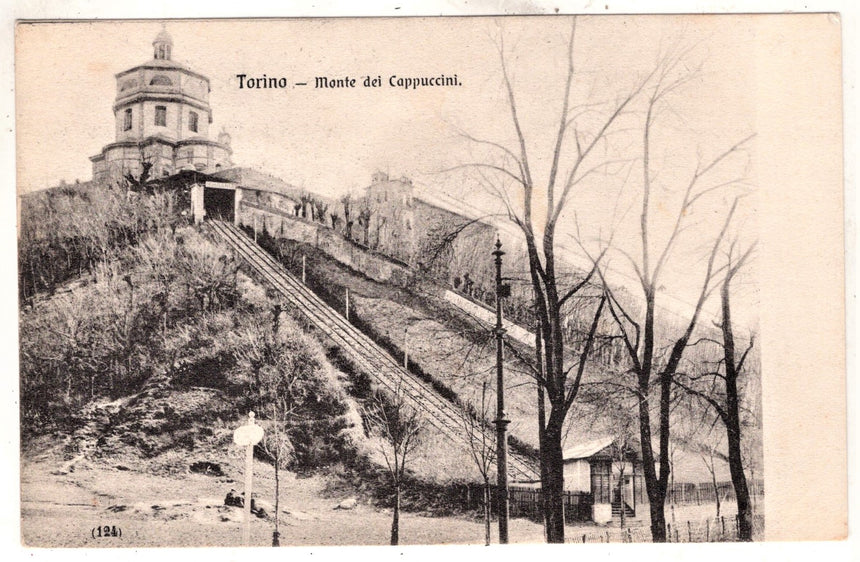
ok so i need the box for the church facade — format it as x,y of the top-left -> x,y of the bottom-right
90,29 -> 232,185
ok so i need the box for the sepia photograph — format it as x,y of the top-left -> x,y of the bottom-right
12,12 -> 846,549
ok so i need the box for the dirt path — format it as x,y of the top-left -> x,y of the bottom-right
20,456 -> 548,548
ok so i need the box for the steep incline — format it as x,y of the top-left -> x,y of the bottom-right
211,220 -> 538,481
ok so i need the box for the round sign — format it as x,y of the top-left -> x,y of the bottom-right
233,423 -> 264,446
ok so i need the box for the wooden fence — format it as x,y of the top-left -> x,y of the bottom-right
442,484 -> 593,523
666,479 -> 764,505
509,486 -> 592,523
449,481 -> 763,525
567,513 -> 765,543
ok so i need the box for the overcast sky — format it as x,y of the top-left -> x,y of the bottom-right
15,15 -> 843,328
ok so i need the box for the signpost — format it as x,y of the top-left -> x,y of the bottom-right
233,412 -> 264,546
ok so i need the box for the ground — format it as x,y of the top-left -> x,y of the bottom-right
21,449 -> 750,547
21,454 -> 550,547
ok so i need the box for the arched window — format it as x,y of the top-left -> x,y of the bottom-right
155,106 -> 167,127
188,111 -> 199,133
150,75 -> 173,86
123,108 -> 132,131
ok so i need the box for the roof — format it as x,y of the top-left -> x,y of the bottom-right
412,187 -> 495,228
116,59 -> 209,82
562,436 -> 615,461
153,29 -> 173,45
147,169 -> 234,187
211,167 -> 307,202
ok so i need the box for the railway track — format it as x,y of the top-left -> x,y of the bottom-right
210,219 -> 538,481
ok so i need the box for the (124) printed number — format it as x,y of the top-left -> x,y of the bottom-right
91,525 -> 122,539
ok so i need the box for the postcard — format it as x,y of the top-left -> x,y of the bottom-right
14,14 -> 845,548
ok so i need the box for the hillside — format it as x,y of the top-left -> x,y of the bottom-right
247,226 -> 749,484
17,184 -> 533,546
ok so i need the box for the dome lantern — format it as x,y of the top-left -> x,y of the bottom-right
153,27 -> 173,60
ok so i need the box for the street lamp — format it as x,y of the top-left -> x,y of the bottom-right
492,237 -> 511,544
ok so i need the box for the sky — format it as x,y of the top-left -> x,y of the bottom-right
14,15 -> 835,328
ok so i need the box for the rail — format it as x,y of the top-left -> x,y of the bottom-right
210,219 -> 539,481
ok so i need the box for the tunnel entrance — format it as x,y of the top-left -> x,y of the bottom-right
204,186 -> 235,222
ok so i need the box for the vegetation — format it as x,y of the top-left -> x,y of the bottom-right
19,184 -> 355,481
18,182 -> 184,303
363,385 -> 426,545
447,18 -> 759,542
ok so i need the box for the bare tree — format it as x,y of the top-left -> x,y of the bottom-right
451,17 -> 651,542
357,204 -> 373,247
234,304 -> 313,547
364,385 -> 425,546
577,35 -> 755,537
459,381 -> 496,545
697,425 -> 727,518
674,241 -> 757,540
340,194 -> 353,239
607,404 -> 638,529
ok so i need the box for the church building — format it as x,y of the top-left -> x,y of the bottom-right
90,29 -> 233,185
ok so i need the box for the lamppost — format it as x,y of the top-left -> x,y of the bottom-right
492,237 -> 511,544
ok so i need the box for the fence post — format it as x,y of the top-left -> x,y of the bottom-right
667,523 -> 671,542
404,327 -> 409,369
687,520 -> 692,542
705,519 -> 710,542
626,528 -> 632,543
721,516 -> 725,538
345,287 -> 350,321
582,534 -> 586,543
302,254 -> 306,284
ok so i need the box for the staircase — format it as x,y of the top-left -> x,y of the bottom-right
611,498 -> 636,519
210,219 -> 539,481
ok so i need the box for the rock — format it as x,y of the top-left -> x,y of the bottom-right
224,489 -> 244,508
250,499 -> 269,519
190,461 -> 224,477
333,498 -> 357,510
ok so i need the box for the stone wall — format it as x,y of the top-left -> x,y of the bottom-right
236,200 -> 411,286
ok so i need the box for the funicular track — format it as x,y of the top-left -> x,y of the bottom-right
210,219 -> 538,481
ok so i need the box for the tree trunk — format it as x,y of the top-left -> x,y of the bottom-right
722,277 -> 753,541
711,462 -> 721,519
483,480 -> 491,546
726,401 -> 752,539
391,484 -> 400,545
535,326 -> 550,538
273,455 -> 281,546
639,389 -> 667,542
618,466 -> 626,529
542,415 -> 566,543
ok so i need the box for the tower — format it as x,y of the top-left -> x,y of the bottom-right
90,27 -> 232,185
